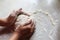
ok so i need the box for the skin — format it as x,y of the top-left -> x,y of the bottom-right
0,8 -> 35,40
9,19 -> 35,40
0,8 -> 30,27
0,8 -> 30,35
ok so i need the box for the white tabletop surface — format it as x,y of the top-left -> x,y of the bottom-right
0,0 -> 59,40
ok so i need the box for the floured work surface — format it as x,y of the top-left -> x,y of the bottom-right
0,10 -> 58,40
30,10 -> 58,40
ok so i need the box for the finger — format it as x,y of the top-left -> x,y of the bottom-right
31,22 -> 35,32
26,19 -> 34,27
15,25 -> 21,32
16,8 -> 30,16
22,12 -> 30,16
22,19 -> 34,29
18,8 -> 30,16
19,8 -> 22,11
17,8 -> 22,13
15,8 -> 23,15
24,19 -> 35,32
30,20 -> 34,27
23,19 -> 32,26
10,10 -> 16,14
10,10 -> 19,17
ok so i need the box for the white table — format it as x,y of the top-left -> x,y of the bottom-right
0,0 -> 59,40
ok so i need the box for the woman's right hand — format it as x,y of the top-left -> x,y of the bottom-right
15,19 -> 35,40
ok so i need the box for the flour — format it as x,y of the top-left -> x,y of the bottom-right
33,9 -> 56,26
15,15 -> 33,25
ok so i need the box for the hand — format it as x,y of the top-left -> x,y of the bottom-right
7,8 -> 30,26
15,19 -> 35,40
16,8 -> 30,16
12,8 -> 22,16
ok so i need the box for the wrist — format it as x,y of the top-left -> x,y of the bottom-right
13,32 -> 24,40
14,31 -> 30,40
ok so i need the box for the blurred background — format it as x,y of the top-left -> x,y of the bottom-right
0,0 -> 60,40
